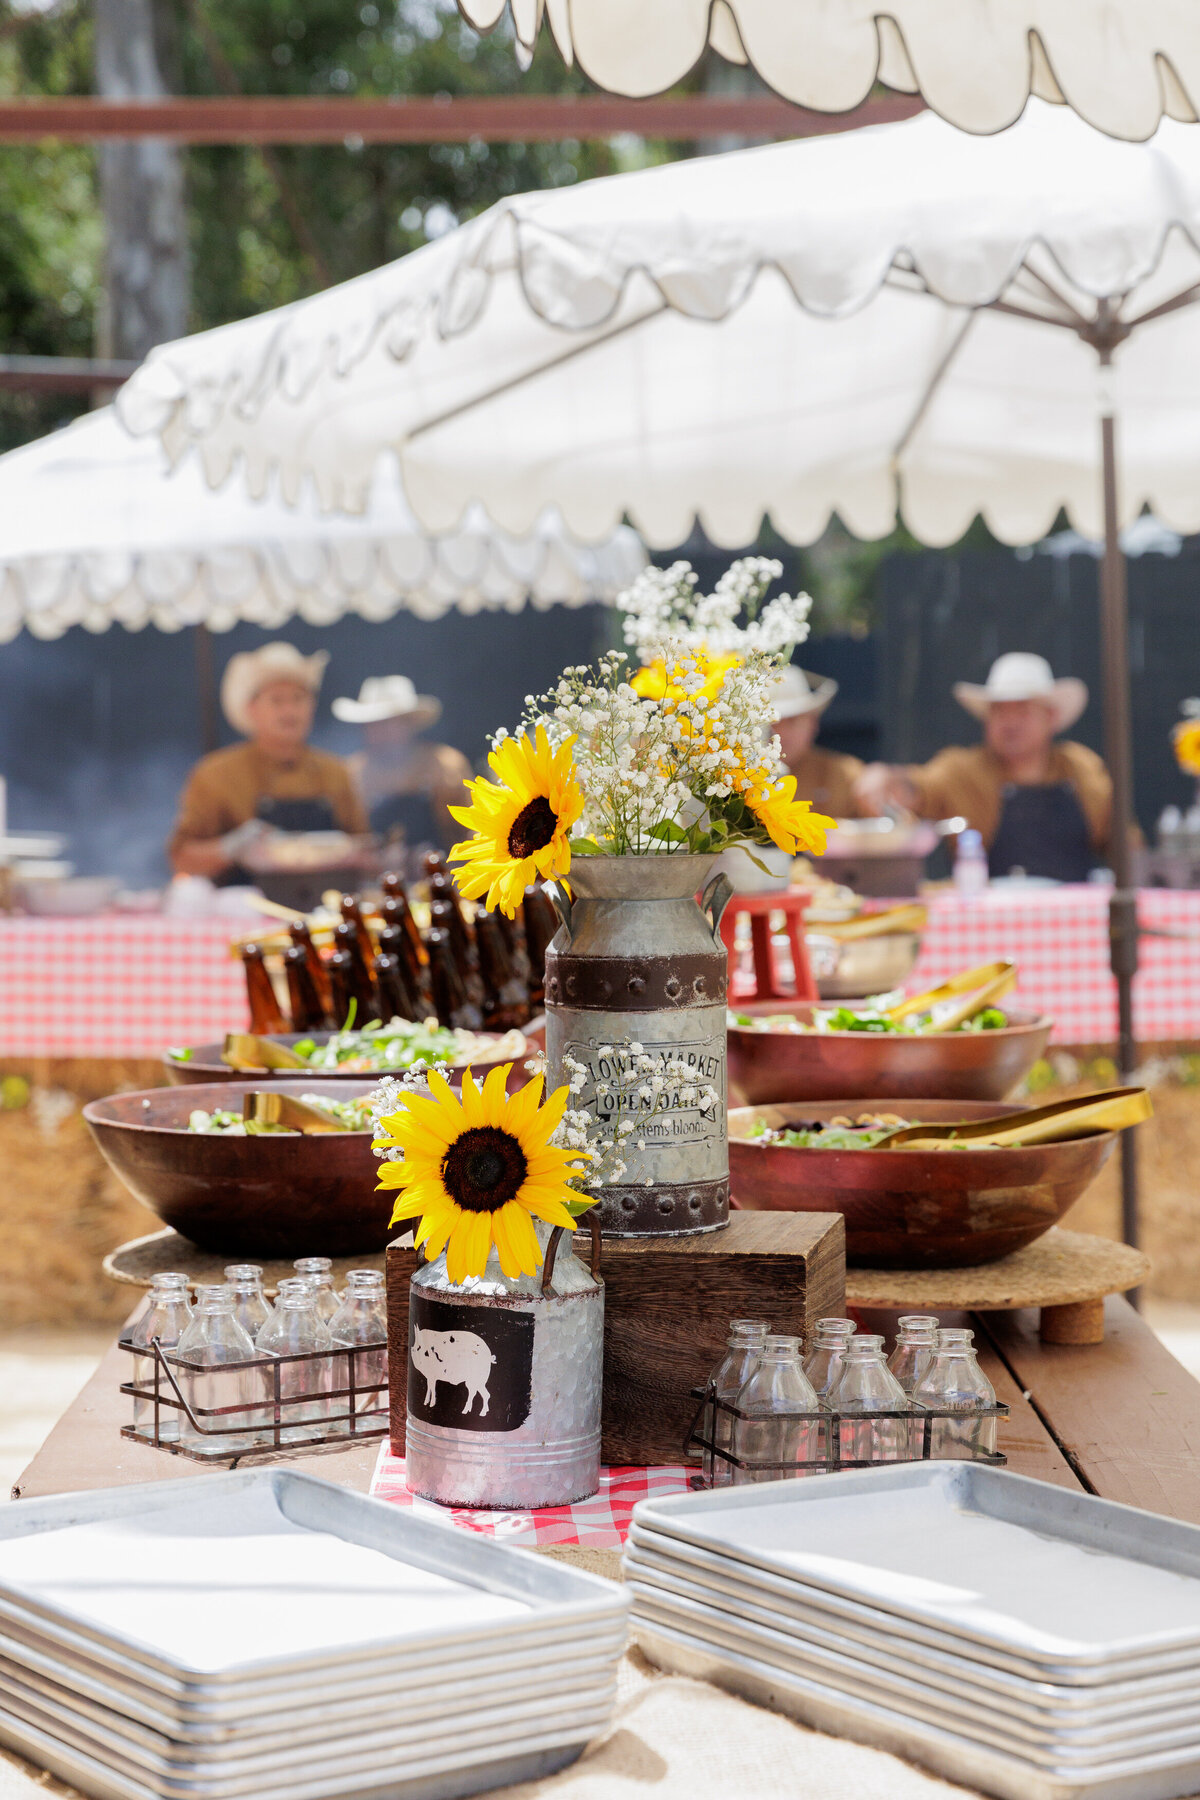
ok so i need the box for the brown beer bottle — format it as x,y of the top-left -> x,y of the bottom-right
288,920 -> 332,1018
522,883 -> 558,1008
240,943 -> 287,1036
379,918 -> 428,1013
327,944 -> 357,1033
497,907 -> 532,998
375,950 -> 422,1024
428,864 -> 471,937
380,870 -> 405,899
431,896 -> 486,1017
475,909 -> 530,1030
332,920 -> 380,1026
426,926 -> 483,1031
283,943 -> 328,1033
380,885 -> 426,971
339,893 -> 376,970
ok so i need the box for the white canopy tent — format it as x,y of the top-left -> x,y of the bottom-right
0,408 -> 645,644
456,0 -> 1200,141
119,99 -> 1200,1239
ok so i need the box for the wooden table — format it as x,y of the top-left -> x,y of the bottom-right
16,1295 -> 1200,1526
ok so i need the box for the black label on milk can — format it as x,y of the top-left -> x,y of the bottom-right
408,1292 -> 534,1434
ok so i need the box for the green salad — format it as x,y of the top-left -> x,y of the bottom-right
730,1006 -> 1009,1035
187,1094 -> 375,1135
745,1112 -> 907,1150
289,1018 -> 524,1072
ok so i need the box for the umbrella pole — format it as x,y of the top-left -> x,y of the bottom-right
194,623 -> 220,754
1098,375 -> 1140,1259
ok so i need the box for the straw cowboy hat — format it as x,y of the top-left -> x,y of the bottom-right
331,675 -> 442,729
954,653 -> 1087,733
771,665 -> 838,720
220,642 -> 329,737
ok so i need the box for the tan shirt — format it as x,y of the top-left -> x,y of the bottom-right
905,741 -> 1113,854
785,746 -> 867,819
169,742 -> 369,864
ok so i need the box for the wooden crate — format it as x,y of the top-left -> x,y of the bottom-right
387,1211 -> 845,1467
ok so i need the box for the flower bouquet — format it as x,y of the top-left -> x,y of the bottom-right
444,558 -> 835,1238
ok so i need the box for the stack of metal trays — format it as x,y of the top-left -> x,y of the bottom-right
623,1463 -> 1200,1800
0,1469 -> 628,1800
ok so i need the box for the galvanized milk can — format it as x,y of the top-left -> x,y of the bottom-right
544,854 -> 732,1237
405,1222 -> 603,1509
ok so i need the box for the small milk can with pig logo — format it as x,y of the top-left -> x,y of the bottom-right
543,854 -> 732,1237
405,1219 -> 603,1509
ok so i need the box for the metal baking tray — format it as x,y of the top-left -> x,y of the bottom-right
635,1612 -> 1200,1800
0,1596 -> 626,1716
0,1626 -> 619,1745
0,1701 -> 599,1800
0,1469 -> 627,1685
623,1531 -> 1200,1724
634,1465 -> 1200,1676
0,1676 -> 616,1794
623,1550 -> 1200,1741
629,1584 -> 1200,1766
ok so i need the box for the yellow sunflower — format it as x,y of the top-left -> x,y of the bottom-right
375,1063 -> 588,1284
1174,720 -> 1200,777
739,768 -> 836,857
447,726 -> 583,918
631,648 -> 742,707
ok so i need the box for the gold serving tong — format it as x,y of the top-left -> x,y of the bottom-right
880,1086 -> 1153,1150
222,1032 -> 308,1071
241,1091 -> 354,1133
816,903 -> 927,942
884,960 -> 1017,1032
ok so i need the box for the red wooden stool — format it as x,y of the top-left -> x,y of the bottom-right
719,891 -> 818,1002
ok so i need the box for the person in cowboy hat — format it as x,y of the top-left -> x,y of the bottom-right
771,665 -> 873,818
169,642 -> 367,880
332,675 -> 470,854
854,652 -> 1113,882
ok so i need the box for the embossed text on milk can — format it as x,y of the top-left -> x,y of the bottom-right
544,854 -> 732,1237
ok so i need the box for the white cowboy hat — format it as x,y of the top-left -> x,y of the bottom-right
954,653 -> 1087,732
771,664 -> 838,721
331,675 -> 442,728
220,642 -> 329,737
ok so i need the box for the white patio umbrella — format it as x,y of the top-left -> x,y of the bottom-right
119,99 -> 1200,1240
456,0 -> 1200,141
0,407 -> 645,644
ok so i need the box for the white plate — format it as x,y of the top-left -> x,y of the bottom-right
628,1583 -> 1200,1767
0,1470 -> 626,1688
624,1531 -> 1200,1725
634,1612 -> 1200,1800
635,1466 -> 1200,1674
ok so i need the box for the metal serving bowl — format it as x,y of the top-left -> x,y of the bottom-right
807,931 -> 923,1001
162,1026 -> 540,1087
84,1080 -> 389,1259
727,1003 -> 1051,1106
729,1098 -> 1116,1267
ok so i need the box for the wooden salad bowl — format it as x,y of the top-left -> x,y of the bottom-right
727,1003 -> 1052,1106
84,1080 -> 389,1259
729,1098 -> 1116,1268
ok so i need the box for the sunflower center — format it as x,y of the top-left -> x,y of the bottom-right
507,796 -> 558,859
442,1126 -> 528,1214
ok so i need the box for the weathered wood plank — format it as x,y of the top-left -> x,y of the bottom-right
984,1297 -> 1200,1525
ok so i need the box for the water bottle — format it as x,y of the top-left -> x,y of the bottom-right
953,828 -> 988,897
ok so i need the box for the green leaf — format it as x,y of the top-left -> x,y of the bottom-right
648,820 -> 689,844
738,848 -> 774,876
341,998 -> 358,1032
569,837 -> 602,856
166,1046 -> 192,1062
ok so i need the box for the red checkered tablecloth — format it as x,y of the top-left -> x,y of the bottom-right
0,916 -> 251,1057
910,886 -> 1200,1046
369,1447 -> 694,1547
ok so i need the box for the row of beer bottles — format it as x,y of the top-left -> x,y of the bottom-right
239,857 -> 559,1037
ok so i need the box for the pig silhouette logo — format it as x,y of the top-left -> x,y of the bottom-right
410,1327 -> 496,1416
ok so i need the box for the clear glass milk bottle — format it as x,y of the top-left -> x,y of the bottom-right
126,1273 -> 192,1441
329,1270 -> 388,1420
912,1327 -> 997,1459
803,1318 -> 857,1401
256,1278 -> 335,1438
703,1319 -> 769,1486
732,1336 -> 823,1485
174,1285 -> 264,1455
888,1316 -> 940,1395
831,1333 -> 913,1466
293,1257 -> 340,1321
224,1264 -> 272,1339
